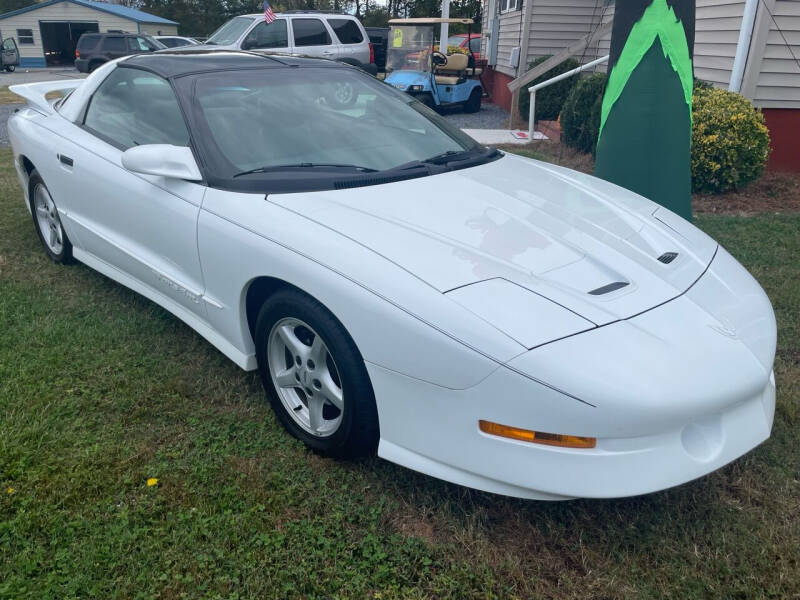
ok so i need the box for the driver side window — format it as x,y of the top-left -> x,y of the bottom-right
243,20 -> 288,49
83,67 -> 190,150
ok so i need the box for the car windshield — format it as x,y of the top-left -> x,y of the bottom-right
446,35 -> 465,47
179,66 -> 490,192
206,16 -> 253,45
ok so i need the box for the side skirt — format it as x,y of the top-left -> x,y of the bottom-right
73,247 -> 257,371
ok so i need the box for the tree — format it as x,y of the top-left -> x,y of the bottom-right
0,0 -> 34,14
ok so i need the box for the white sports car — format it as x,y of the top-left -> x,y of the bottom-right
8,51 -> 777,500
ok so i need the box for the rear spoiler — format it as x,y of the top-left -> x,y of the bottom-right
9,80 -> 83,115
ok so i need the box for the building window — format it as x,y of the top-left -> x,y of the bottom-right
501,0 -> 522,12
17,29 -> 34,44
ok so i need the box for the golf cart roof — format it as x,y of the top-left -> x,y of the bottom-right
388,18 -> 473,25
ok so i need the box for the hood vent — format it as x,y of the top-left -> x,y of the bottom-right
658,252 -> 679,264
588,281 -> 629,296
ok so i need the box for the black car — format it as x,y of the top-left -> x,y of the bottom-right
75,33 -> 166,73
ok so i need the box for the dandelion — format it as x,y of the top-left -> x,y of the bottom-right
146,478 -> 158,487
7,487 -> 15,495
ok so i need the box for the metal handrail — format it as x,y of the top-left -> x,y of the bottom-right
527,54 -> 609,140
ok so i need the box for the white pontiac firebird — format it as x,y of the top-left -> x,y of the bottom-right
9,51 -> 777,500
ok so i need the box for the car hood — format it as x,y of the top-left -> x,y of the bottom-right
268,153 -> 717,326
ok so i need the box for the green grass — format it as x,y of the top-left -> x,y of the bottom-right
1,147 -> 798,599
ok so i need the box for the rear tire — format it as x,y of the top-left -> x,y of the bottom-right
464,88 -> 482,113
5,65 -> 15,73
88,60 -> 104,73
255,289 -> 379,458
28,170 -> 73,264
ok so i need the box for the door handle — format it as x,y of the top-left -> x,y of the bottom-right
58,154 -> 74,167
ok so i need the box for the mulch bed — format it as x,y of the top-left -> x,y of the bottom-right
692,171 -> 800,215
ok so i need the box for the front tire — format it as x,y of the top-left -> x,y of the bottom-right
29,170 -> 73,264
255,289 -> 379,457
5,65 -> 15,72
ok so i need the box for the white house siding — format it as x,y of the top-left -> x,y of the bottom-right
694,0 -> 745,87
0,3 -> 134,66
493,8 -> 525,77
752,0 -> 800,108
139,22 -> 177,36
526,0 -> 613,66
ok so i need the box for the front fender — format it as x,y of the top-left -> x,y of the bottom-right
198,187 -> 526,389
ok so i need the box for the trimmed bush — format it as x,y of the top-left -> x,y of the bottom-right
518,56 -> 580,122
692,86 -> 770,193
560,72 -> 606,154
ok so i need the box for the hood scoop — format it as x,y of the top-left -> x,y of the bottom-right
588,281 -> 630,296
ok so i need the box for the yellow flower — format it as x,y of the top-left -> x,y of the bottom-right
7,487 -> 15,495
146,478 -> 159,487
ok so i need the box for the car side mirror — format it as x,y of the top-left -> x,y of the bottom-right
241,38 -> 253,50
121,144 -> 202,181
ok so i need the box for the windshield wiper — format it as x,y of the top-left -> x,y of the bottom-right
233,163 -> 378,178
392,148 -> 498,172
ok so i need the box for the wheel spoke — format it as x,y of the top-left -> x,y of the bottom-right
319,371 -> 343,409
278,324 -> 308,358
49,227 -> 57,247
274,366 -> 297,389
36,205 -> 49,219
309,334 -> 327,365
308,396 -> 325,432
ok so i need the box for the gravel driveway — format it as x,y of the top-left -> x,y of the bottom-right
439,101 -> 510,129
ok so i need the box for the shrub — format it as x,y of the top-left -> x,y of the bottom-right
518,56 -> 580,122
560,72 -> 606,154
691,86 -> 770,193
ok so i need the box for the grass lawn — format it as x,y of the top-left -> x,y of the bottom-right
1,146 -> 798,599
0,88 -> 65,106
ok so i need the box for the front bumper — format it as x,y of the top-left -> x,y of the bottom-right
371,360 -> 774,500
371,247 -> 777,500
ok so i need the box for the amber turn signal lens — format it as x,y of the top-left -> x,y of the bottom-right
479,420 -> 596,448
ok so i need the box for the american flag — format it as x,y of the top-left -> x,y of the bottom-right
263,0 -> 276,23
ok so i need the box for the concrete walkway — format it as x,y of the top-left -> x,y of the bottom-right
440,101 -> 547,144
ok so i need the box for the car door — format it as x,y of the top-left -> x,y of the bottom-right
290,17 -> 338,60
326,18 -> 366,64
126,36 -> 158,55
240,18 -> 291,55
1,37 -> 19,67
47,66 -> 208,317
99,35 -> 128,61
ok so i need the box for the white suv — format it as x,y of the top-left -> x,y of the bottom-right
201,12 -> 376,74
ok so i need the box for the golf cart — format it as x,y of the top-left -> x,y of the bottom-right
384,18 -> 482,113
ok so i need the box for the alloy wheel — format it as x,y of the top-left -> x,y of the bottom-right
267,317 -> 344,437
34,183 -> 64,255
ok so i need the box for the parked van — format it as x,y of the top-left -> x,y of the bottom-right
201,11 -> 376,74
